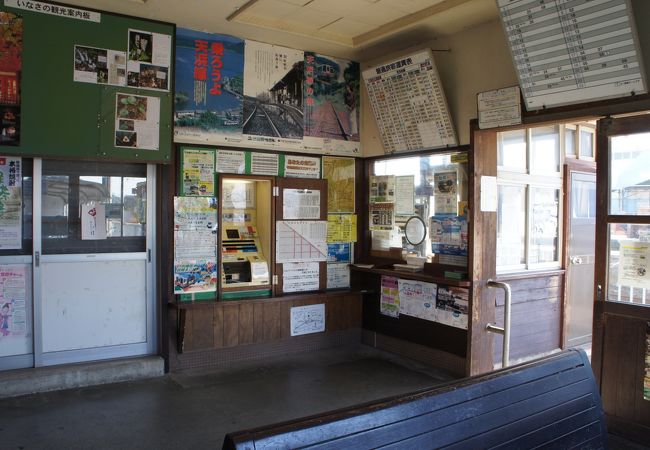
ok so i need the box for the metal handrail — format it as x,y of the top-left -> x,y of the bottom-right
485,280 -> 512,368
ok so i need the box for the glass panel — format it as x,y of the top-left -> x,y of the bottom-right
42,175 -> 69,240
572,179 -> 596,219
579,130 -> 594,158
610,133 -> 650,215
498,129 -> 526,171
565,128 -> 576,156
531,126 -> 560,174
607,223 -> 650,305
529,187 -> 559,264
497,184 -> 526,267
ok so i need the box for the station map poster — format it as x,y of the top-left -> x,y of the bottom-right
362,49 -> 457,154
242,40 -> 304,151
174,29 -> 244,145
497,0 -> 647,110
303,52 -> 360,157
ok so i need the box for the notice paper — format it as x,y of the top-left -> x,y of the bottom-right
327,214 -> 357,243
114,93 -> 160,150
276,220 -> 327,263
398,279 -> 437,322
283,262 -> 319,293
283,189 -> 321,220
290,303 -> 325,336
182,148 -> 215,196
216,149 -> 246,174
380,276 -> 399,318
327,263 -> 350,289
284,155 -> 321,179
250,152 -> 279,176
323,156 -> 355,213
127,29 -> 172,91
80,203 -> 107,240
74,46 -> 126,86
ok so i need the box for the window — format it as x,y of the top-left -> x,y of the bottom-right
370,151 -> 468,259
42,160 -> 147,254
497,125 -> 562,272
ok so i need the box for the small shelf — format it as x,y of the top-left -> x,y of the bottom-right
350,265 -> 471,288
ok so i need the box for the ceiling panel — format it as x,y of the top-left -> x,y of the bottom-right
282,7 -> 342,29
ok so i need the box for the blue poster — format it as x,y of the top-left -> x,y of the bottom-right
174,28 -> 244,145
327,243 -> 351,263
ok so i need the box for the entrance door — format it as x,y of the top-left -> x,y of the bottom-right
564,165 -> 596,348
593,115 -> 650,441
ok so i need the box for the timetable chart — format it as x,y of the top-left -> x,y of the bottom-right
362,50 -> 457,154
498,0 -> 646,110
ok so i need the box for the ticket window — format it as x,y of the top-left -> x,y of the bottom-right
220,176 -> 273,298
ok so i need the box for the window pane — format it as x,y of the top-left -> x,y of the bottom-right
565,128 -> 576,156
579,130 -> 593,158
531,126 -> 560,173
530,187 -> 559,264
607,223 -> 650,305
498,129 -> 526,171
497,184 -> 526,267
610,133 -> 650,215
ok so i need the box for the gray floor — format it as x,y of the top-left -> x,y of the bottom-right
0,345 -> 647,450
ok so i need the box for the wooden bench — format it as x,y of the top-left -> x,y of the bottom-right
222,349 -> 606,449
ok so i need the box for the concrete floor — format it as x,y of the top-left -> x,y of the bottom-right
0,344 -> 648,450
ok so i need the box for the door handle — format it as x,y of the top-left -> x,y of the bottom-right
34,250 -> 40,267
570,256 -> 583,265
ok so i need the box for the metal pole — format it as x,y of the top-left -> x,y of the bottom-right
486,280 -> 512,368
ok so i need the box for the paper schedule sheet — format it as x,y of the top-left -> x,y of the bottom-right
276,220 -> 328,263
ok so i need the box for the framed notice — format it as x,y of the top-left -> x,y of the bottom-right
498,0 -> 647,110
362,49 -> 457,153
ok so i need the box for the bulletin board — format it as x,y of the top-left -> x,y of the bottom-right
0,2 -> 174,163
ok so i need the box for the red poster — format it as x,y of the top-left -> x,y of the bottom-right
0,12 -> 22,146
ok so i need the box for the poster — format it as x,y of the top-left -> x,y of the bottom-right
276,220 -> 328,263
174,196 -> 218,231
436,286 -> 469,329
327,214 -> 357,243
175,230 -> 217,258
284,155 -> 320,178
322,156 -> 355,213
290,303 -> 325,336
398,279 -> 437,322
174,29 -> 244,145
283,189 -> 320,220
173,258 -> 217,293
242,40 -> 304,150
380,276 -> 399,318
0,12 -> 22,146
127,29 -> 172,91
114,93 -> 161,150
327,263 -> 350,289
181,148 -> 215,196
283,262 -> 319,293
250,152 -> 279,176
430,215 -> 468,256
434,196 -> 457,215
618,240 -> 650,289
369,175 -> 395,203
216,149 -> 246,174
0,157 -> 21,249
363,49 -> 457,153
434,171 -> 457,195
73,45 -> 126,86
327,243 -> 351,263
395,175 -> 415,215
303,52 -> 360,156
370,203 -> 394,231
221,181 -> 254,209
0,264 -> 28,358
80,203 -> 107,240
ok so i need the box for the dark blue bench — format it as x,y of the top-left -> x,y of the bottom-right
222,349 -> 606,449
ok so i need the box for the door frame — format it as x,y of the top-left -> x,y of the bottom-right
561,159 -> 596,349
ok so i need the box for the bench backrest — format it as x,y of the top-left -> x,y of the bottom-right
223,349 -> 606,450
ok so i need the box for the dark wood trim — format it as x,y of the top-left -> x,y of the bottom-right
600,301 -> 650,320
606,215 -> 650,225
350,265 -> 470,287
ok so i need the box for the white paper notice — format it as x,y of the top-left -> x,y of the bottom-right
284,155 -> 321,179
618,240 -> 650,289
327,263 -> 350,289
480,176 -> 498,212
290,303 -> 325,336
283,189 -> 320,220
395,175 -> 415,215
74,46 -> 126,86
283,262 -> 320,293
115,93 -> 160,150
216,149 -> 246,174
276,220 -> 328,262
398,279 -> 437,322
81,203 -> 107,240
250,152 -> 279,176
478,86 -> 521,129
127,29 -> 171,91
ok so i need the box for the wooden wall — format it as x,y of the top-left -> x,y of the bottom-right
169,293 -> 362,370
492,273 -> 563,366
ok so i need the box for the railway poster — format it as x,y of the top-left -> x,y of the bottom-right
242,40 -> 304,150
303,52 -> 360,156
174,29 -> 244,145
0,264 -> 29,358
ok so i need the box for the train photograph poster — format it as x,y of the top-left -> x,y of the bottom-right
303,52 -> 360,156
174,28 -> 244,145
242,40 -> 304,150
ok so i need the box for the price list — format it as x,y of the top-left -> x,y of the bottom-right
362,50 -> 457,153
498,0 -> 646,110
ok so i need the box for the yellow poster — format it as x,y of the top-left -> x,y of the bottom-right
322,156 -> 355,213
327,214 -> 357,243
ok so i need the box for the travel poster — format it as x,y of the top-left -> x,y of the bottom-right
114,93 -> 161,150
242,40 -> 303,150
0,12 -> 22,146
73,45 -> 126,86
0,264 -> 29,359
303,52 -> 360,156
322,156 -> 355,213
0,157 -> 21,249
174,29 -> 244,145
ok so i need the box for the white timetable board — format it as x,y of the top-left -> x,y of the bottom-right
362,50 -> 457,154
498,0 -> 646,110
